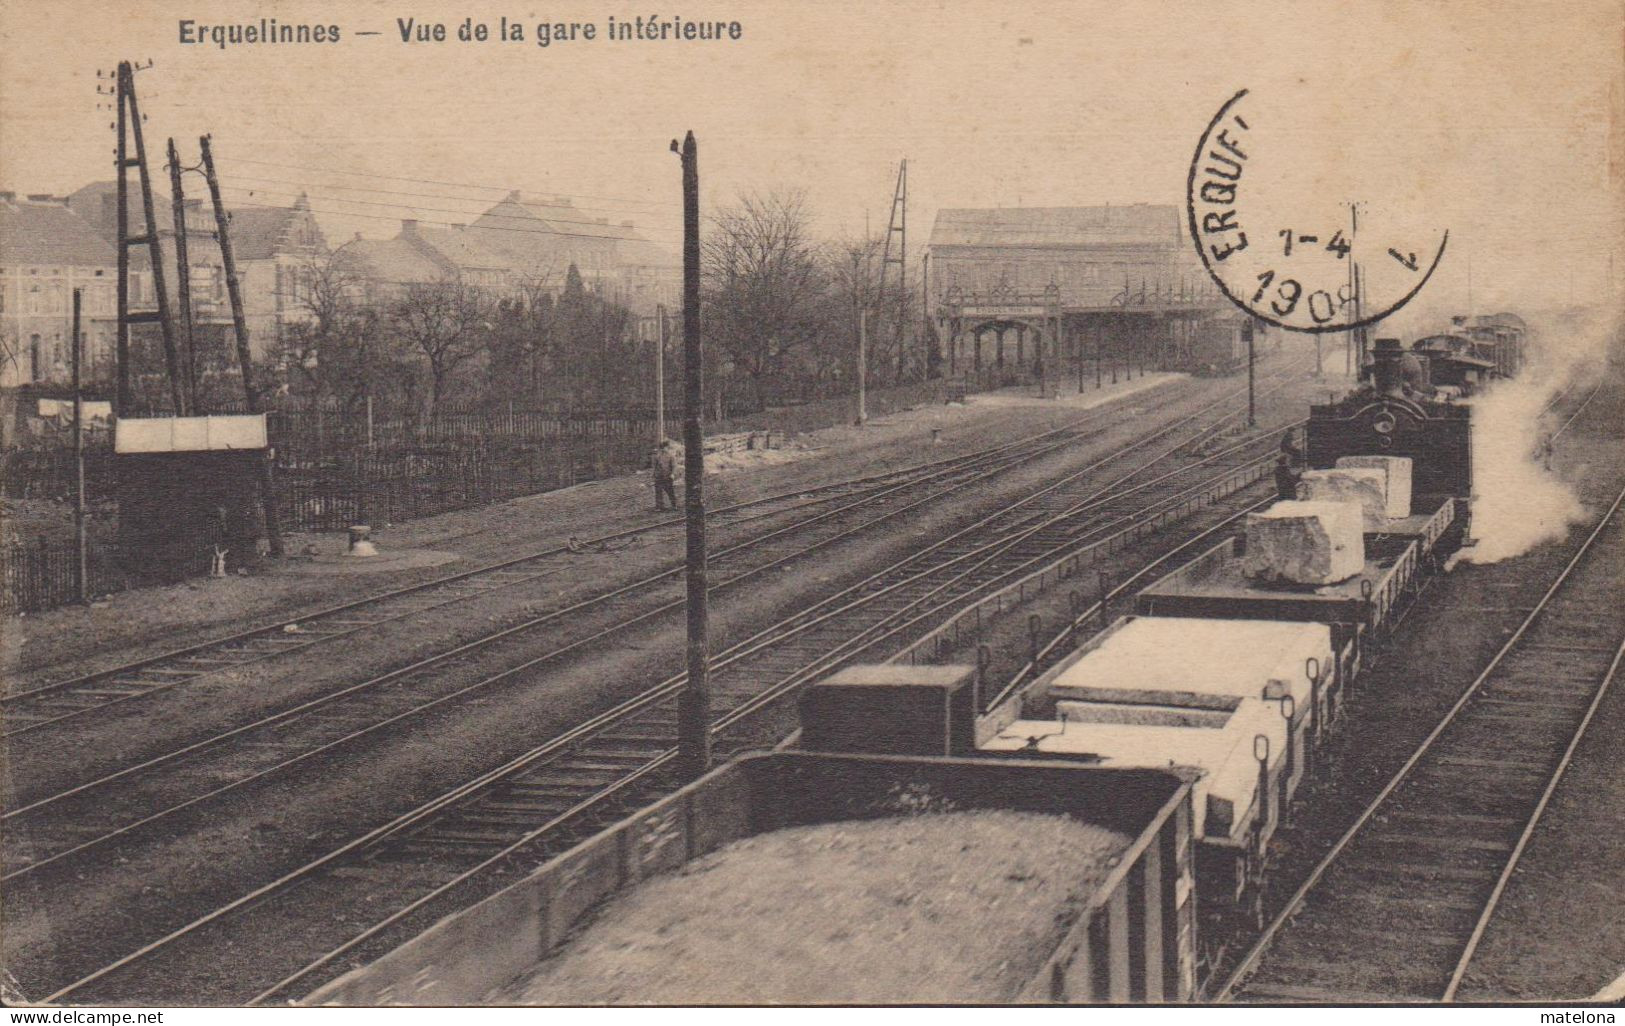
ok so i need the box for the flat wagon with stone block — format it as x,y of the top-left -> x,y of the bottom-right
1134,524 -> 1438,684
975,615 -> 1335,919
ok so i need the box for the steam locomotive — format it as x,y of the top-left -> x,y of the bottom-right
1306,336 -> 1473,536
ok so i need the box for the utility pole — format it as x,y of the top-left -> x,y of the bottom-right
1247,325 -> 1256,427
72,289 -> 88,605
200,133 -> 284,557
875,159 -> 908,383
167,138 -> 197,414
856,309 -> 869,425
671,130 -> 709,780
655,303 -> 667,441
113,60 -> 181,415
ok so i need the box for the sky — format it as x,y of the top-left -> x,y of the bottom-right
2,0 -> 1620,326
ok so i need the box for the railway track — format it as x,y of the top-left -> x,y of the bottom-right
2,391 -> 1167,738
33,377 -> 1317,1004
3,370 -> 1303,887
1219,448 -> 1623,999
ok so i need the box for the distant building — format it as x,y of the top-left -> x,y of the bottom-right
346,194 -> 681,337
65,181 -> 325,363
0,192 -> 120,387
466,192 -> 681,318
926,205 -> 1237,374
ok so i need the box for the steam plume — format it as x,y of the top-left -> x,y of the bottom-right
1461,306 -> 1618,564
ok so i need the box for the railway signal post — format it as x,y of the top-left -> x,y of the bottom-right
673,130 -> 710,779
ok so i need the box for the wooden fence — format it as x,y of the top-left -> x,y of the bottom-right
3,371 -> 1025,613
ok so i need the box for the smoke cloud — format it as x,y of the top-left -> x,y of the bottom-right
1461,306 -> 1618,564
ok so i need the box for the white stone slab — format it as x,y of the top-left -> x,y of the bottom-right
1298,469 -> 1389,530
1335,455 -> 1413,519
1243,500 -> 1365,585
981,699 -> 1287,842
1050,616 -> 1333,713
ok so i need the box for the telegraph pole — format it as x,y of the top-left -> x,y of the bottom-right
655,303 -> 667,441
671,131 -> 709,779
112,60 -> 181,415
1247,326 -> 1256,427
167,139 -> 197,414
72,289 -> 88,605
856,309 -> 868,425
201,133 -> 284,557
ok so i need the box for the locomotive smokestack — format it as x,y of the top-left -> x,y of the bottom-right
1372,338 -> 1405,397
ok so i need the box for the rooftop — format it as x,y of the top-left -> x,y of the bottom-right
0,194 -> 118,267
929,204 -> 1184,249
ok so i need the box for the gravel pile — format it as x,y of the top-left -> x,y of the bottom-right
501,810 -> 1130,1005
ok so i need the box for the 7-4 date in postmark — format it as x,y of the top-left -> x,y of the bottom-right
1186,88 -> 1449,334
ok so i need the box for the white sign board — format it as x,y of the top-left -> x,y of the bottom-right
114,414 -> 269,454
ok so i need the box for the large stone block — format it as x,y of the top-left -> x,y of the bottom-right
1335,455 -> 1412,519
1299,468 -> 1389,530
1243,500 -> 1365,585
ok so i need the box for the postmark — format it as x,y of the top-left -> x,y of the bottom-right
1186,88 -> 1449,334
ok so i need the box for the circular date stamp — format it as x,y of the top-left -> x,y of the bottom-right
1186,88 -> 1449,333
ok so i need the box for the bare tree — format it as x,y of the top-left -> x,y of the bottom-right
702,189 -> 831,404
274,243 -> 382,410
391,278 -> 489,417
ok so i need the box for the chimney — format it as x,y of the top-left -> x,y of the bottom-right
401,218 -> 418,236
1371,338 -> 1405,398
506,190 -> 521,202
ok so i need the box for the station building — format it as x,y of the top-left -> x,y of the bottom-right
927,204 -> 1250,378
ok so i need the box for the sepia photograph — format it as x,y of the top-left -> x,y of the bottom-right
0,0 -> 1621,1013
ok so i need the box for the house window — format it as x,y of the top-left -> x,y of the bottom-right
28,284 -> 42,314
29,334 -> 41,381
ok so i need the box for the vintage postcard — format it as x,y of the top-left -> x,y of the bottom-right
1,0 -> 1621,1013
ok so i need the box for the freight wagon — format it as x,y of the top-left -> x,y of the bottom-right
306,749 -> 1198,1006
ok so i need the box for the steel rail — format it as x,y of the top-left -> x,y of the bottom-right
1443,636 -> 1625,1000
244,426 -> 1299,1005
6,366 -> 1304,885
1,394 -> 1137,735
0,409 -> 1150,874
1216,474 -> 1625,1003
39,370 -> 1312,1005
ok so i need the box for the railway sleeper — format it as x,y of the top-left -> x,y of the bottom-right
1324,883 -> 1486,916
1338,857 -> 1501,885
1361,829 -> 1515,855
567,747 -> 666,763
64,686 -> 151,698
543,757 -> 656,775
504,782 -> 624,802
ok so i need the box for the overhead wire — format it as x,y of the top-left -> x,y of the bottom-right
214,153 -> 669,210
